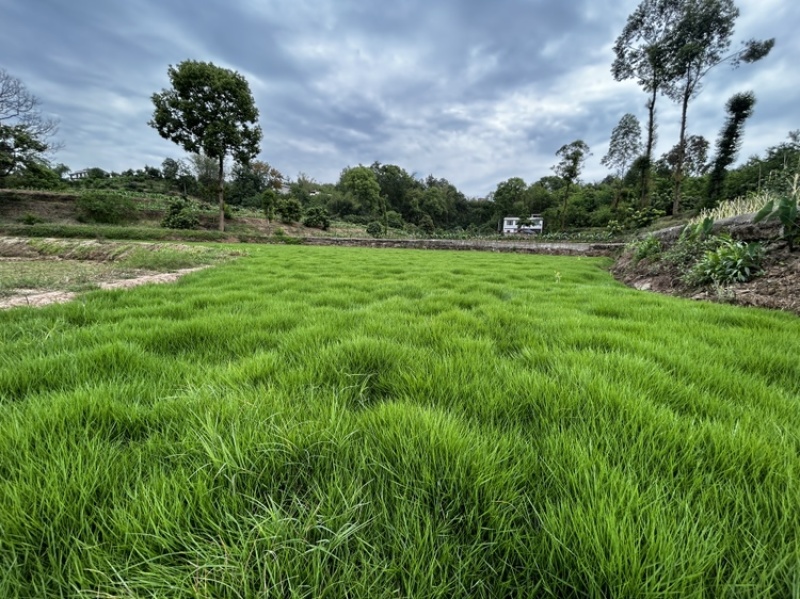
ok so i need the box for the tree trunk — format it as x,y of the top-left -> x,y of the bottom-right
560,181 -> 571,231
217,156 -> 225,232
672,81 -> 691,215
641,86 -> 658,207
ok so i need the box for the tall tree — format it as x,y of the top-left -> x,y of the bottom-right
612,0 -> 681,206
659,134 -> 710,177
664,0 -> 773,214
552,140 -> 591,230
0,68 -> 60,179
150,60 -> 262,231
705,91 -> 756,207
602,113 -> 643,208
492,177 -> 528,221
338,165 -> 382,216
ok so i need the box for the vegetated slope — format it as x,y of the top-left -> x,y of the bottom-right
0,246 -> 798,598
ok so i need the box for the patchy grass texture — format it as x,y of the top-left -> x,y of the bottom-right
0,245 -> 799,598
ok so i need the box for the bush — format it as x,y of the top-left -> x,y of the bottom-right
753,181 -> 799,250
366,221 -> 385,238
630,235 -> 662,263
76,191 -> 135,224
161,198 -> 200,230
685,238 -> 764,286
418,214 -> 436,236
18,212 -> 45,225
386,210 -> 405,229
302,206 -> 330,230
276,198 -> 303,224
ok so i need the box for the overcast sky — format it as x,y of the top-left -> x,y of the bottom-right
1,0 -> 796,197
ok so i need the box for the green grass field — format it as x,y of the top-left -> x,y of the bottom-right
1,245 -> 799,598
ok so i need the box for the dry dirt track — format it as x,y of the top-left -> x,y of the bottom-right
0,267 -> 205,310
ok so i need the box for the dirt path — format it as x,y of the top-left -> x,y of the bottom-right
0,267 -> 205,310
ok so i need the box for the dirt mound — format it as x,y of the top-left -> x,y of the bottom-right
612,241 -> 800,315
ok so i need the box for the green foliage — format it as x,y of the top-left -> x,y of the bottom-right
149,60 -> 262,231
385,210 -> 404,229
366,220 -> 385,238
662,218 -> 717,268
302,206 -> 330,230
686,238 -> 764,286
262,188 -> 278,222
706,91 -> 757,208
0,69 -> 58,179
631,234 -> 662,263
18,212 -> 45,225
76,191 -> 135,225
753,178 -> 799,250
418,213 -> 436,235
160,197 -> 199,230
339,166 -> 382,215
276,197 -> 303,224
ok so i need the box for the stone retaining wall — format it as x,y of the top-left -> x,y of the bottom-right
304,237 -> 623,256
649,213 -> 783,243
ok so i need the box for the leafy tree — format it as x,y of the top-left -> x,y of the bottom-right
418,213 -> 436,236
705,91 -> 756,207
659,134 -> 710,177
0,68 -> 60,181
187,152 -> 219,202
262,188 -> 278,223
150,60 -> 262,231
612,0 -> 681,205
492,177 -> 528,221
664,0 -> 773,213
338,166 -> 382,215
371,162 -> 422,220
602,113 -> 643,207
553,140 -> 591,230
161,157 -> 180,181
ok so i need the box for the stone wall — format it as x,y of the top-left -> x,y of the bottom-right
649,213 -> 783,243
304,237 -> 622,256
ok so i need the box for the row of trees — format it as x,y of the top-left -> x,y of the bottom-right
0,0 -> 784,235
609,0 -> 774,213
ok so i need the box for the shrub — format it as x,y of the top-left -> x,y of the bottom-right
303,206 -> 330,230
753,177 -> 799,250
161,198 -> 200,230
685,238 -> 764,286
662,218 -> 716,269
386,210 -> 405,229
76,191 -> 135,224
418,214 -> 436,236
630,235 -> 662,263
276,198 -> 303,224
18,212 -> 45,225
366,221 -> 385,238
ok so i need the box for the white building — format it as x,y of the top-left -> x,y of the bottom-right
500,215 -> 544,235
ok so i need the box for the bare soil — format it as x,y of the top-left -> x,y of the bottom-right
611,241 -> 800,315
0,267 -> 205,309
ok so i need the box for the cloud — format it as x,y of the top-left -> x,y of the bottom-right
1,0 -> 796,196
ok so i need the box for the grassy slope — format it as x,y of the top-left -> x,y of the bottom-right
0,246 -> 798,597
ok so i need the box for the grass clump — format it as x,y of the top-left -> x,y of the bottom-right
0,246 -> 799,597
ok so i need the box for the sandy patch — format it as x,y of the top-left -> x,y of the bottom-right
0,267 -> 206,310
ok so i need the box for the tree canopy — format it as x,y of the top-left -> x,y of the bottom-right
150,60 -> 262,231
0,68 -> 60,179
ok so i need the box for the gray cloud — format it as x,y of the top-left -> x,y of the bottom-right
1,0 -> 796,196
